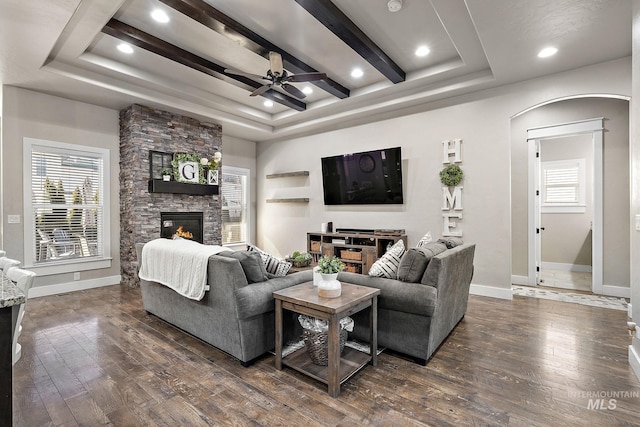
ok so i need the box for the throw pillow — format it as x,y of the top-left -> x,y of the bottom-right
416,231 -> 433,248
247,244 -> 292,276
437,237 -> 464,249
368,240 -> 405,278
396,242 -> 447,282
225,251 -> 268,283
396,248 -> 429,283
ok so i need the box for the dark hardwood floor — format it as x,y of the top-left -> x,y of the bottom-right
12,285 -> 640,426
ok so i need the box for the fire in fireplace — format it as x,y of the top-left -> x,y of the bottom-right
160,212 -> 204,243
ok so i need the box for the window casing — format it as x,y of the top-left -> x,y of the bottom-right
221,166 -> 250,246
541,159 -> 586,213
23,138 -> 111,275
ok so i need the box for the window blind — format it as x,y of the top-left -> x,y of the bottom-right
221,168 -> 248,245
30,147 -> 104,263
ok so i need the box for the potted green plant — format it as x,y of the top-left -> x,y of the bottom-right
317,255 -> 345,298
161,168 -> 172,181
287,250 -> 313,268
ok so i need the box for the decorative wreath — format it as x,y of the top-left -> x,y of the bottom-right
440,164 -> 463,186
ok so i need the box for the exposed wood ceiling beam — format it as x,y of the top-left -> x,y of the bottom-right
295,0 -> 406,84
158,0 -> 350,99
102,19 -> 306,111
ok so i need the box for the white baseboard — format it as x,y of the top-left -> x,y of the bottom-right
629,340 -> 640,382
29,275 -> 121,298
511,275 -> 529,286
600,285 -> 631,299
540,262 -> 592,273
469,283 -> 512,300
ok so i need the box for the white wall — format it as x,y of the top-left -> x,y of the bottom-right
1,86 -> 121,295
257,58 -> 631,299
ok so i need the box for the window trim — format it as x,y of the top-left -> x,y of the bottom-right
541,158 -> 587,214
23,137 -> 112,276
221,165 -> 250,247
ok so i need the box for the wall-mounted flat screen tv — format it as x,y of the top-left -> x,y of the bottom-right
321,147 -> 404,205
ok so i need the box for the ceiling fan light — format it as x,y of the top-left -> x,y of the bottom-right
387,0 -> 403,12
151,9 -> 170,23
302,86 -> 313,95
264,100 -> 274,107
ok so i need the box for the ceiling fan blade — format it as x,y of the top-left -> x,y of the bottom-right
282,83 -> 306,99
224,69 -> 270,82
250,84 -> 271,97
269,51 -> 284,76
287,72 -> 327,83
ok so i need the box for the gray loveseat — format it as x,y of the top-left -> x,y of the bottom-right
338,242 -> 475,365
135,243 -> 312,366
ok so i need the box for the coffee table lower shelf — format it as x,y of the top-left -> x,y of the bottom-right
282,346 -> 372,385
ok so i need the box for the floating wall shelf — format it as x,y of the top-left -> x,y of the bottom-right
266,171 -> 309,179
266,198 -> 309,203
148,179 -> 219,195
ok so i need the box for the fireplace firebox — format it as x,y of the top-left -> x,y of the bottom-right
161,212 -> 204,243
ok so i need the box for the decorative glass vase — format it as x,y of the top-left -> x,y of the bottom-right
317,272 -> 341,298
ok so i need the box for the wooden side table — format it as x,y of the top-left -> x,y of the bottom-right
274,281 -> 380,397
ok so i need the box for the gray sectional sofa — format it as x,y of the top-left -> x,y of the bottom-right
135,240 -> 475,366
136,243 -> 312,366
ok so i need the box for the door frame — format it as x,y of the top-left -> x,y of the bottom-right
527,118 -> 604,293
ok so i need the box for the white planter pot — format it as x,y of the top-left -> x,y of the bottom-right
162,175 -> 171,181
317,272 -> 341,298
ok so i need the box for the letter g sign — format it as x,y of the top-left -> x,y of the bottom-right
178,161 -> 199,183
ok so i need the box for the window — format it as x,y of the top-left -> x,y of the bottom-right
221,166 -> 249,245
541,159 -> 586,213
23,138 -> 111,275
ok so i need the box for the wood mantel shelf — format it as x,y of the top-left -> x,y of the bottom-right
266,171 -> 309,179
148,179 -> 219,195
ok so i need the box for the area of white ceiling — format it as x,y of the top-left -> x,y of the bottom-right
0,0 -> 631,142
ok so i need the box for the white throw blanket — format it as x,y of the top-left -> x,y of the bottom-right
138,238 -> 228,300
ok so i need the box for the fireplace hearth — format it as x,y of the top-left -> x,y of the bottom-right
161,212 -> 204,244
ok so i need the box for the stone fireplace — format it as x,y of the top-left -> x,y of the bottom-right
119,104 -> 222,287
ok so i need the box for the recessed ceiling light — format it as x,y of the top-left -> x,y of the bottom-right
351,68 -> 364,78
264,100 -> 274,107
117,43 -> 134,54
415,46 -> 430,57
302,86 -> 313,95
538,47 -> 558,58
151,9 -> 170,23
387,0 -> 403,12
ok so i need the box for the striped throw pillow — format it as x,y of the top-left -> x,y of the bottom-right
368,240 -> 405,278
247,245 -> 292,276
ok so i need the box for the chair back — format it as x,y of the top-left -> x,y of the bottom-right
7,267 -> 36,365
0,257 -> 20,272
78,236 -> 91,257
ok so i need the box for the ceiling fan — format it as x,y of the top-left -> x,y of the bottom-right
224,51 -> 326,99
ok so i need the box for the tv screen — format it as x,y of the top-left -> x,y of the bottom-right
321,147 -> 404,205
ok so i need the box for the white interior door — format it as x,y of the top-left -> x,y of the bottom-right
527,118 -> 603,291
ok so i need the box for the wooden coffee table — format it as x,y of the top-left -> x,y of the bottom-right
273,281 -> 380,397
